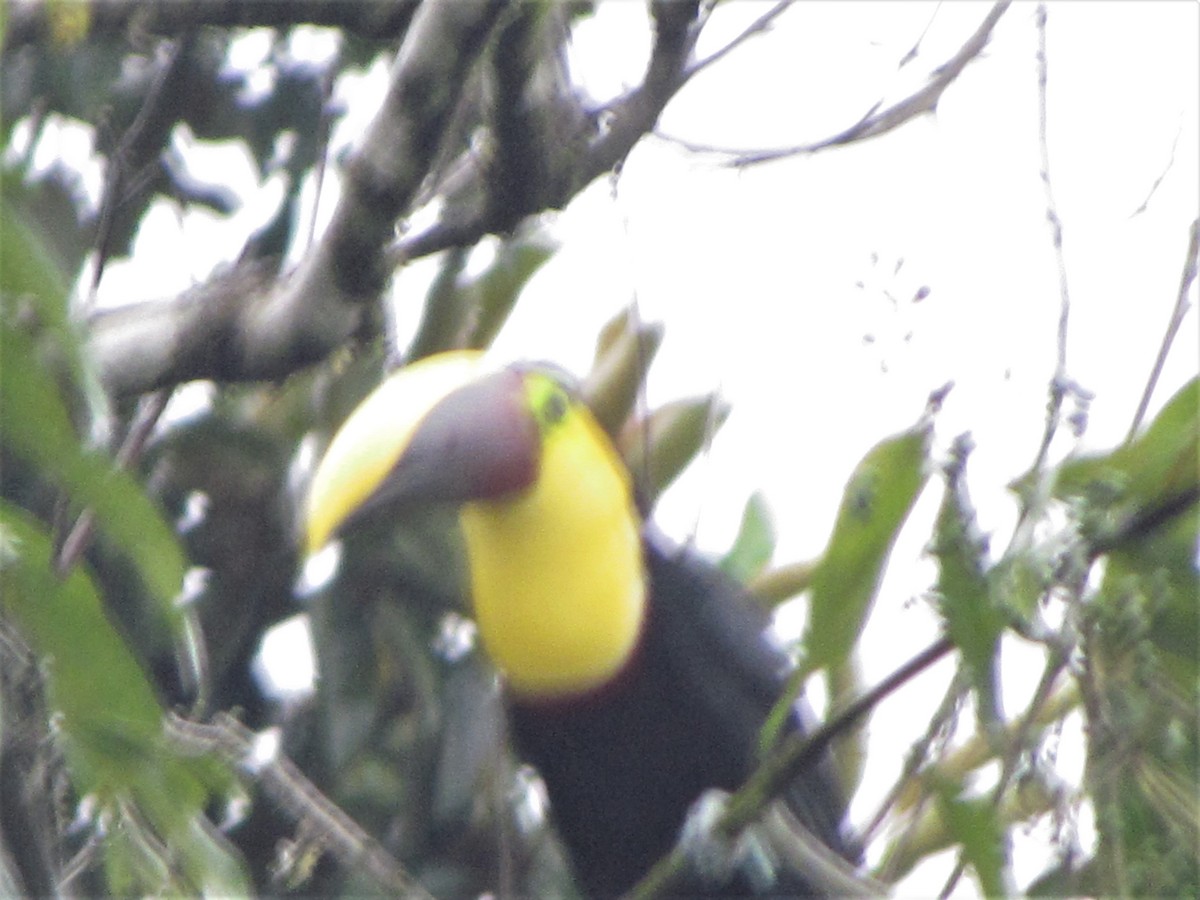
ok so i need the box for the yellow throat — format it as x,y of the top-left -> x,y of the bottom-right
459,372 -> 646,699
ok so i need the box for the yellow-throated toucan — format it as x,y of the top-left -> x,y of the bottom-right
305,351 -> 857,897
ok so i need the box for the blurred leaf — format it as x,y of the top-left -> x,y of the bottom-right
826,649 -> 868,800
583,305 -> 664,437
103,813 -> 170,898
1,31 -> 126,137
617,394 -> 730,510
1055,377 -> 1198,511
1,503 -> 163,770
935,781 -> 1007,898
0,503 -> 249,895
1103,519 -> 1199,692
719,491 -> 775,584
45,0 -> 91,47
746,558 -> 817,607
2,181 -> 68,302
408,231 -> 558,359
3,170 -> 96,296
466,229 -> 559,350
0,319 -> 186,614
932,438 -> 1005,724
432,655 -> 504,827
1057,378 -> 1199,690
409,247 -> 472,359
1026,857 -> 1100,897
1,182 -> 102,417
1089,738 -> 1199,896
1083,513 -> 1199,897
989,541 -> 1055,625
803,423 -> 931,675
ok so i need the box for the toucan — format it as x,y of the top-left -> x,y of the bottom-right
304,350 -> 860,897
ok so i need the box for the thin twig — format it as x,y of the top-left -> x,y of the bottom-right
716,0 -> 1011,166
166,713 -> 432,899
85,35 -> 194,309
865,670 -> 969,868
1089,485 -> 1200,559
304,66 -> 339,255
684,0 -> 798,81
1126,218 -> 1198,442
899,2 -> 945,69
54,390 -> 171,576
628,636 -> 955,899
1129,120 -> 1183,218
1036,5 -> 1070,384
1014,3 -> 1075,519
935,648 -> 1069,898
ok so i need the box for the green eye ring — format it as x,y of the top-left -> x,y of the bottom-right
524,372 -> 572,431
540,388 -> 568,426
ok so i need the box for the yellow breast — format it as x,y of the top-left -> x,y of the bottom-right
459,389 -> 646,699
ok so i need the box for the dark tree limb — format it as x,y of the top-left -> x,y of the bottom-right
628,636 -> 956,899
3,0 -> 420,49
392,0 -> 705,265
165,713 -> 433,899
88,0 -> 711,397
87,0 -> 507,396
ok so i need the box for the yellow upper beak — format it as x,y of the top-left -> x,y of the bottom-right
304,350 -> 539,555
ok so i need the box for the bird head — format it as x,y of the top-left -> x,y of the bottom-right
304,350 -> 646,698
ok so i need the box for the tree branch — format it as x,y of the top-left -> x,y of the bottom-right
660,0 -> 1012,166
629,636 -> 955,898
87,0 -> 507,396
1127,217 -> 1198,442
392,0 -> 704,266
165,713 -> 433,899
684,0 -> 797,82
3,0 -> 420,49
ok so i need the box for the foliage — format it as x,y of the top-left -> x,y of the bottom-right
1,3 -> 1195,898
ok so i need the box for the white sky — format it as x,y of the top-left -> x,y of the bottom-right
54,2 -> 1199,895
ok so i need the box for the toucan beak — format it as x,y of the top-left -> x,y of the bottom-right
304,351 -> 541,555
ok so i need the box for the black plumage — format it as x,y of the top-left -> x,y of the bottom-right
509,532 -> 853,897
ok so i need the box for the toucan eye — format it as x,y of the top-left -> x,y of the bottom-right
540,388 -> 568,427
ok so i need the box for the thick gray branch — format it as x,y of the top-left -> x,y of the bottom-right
88,0 -> 506,396
393,0 -> 703,262
3,0 -> 420,48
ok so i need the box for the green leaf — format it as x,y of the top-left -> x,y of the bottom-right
407,230 -> 558,359
932,438 -> 1005,723
1055,377 -> 1198,512
467,229 -> 559,350
1,183 -> 107,425
1107,513 -> 1199,692
746,558 -> 818,607
719,491 -> 776,583
0,318 -> 186,614
803,422 -> 931,674
0,503 -> 250,895
1,186 -> 70,309
582,305 -> 664,438
936,781 -> 1007,897
1,502 -> 163,779
1054,377 -> 1199,690
408,247 -> 471,359
1026,857 -> 1100,897
617,394 -> 731,509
